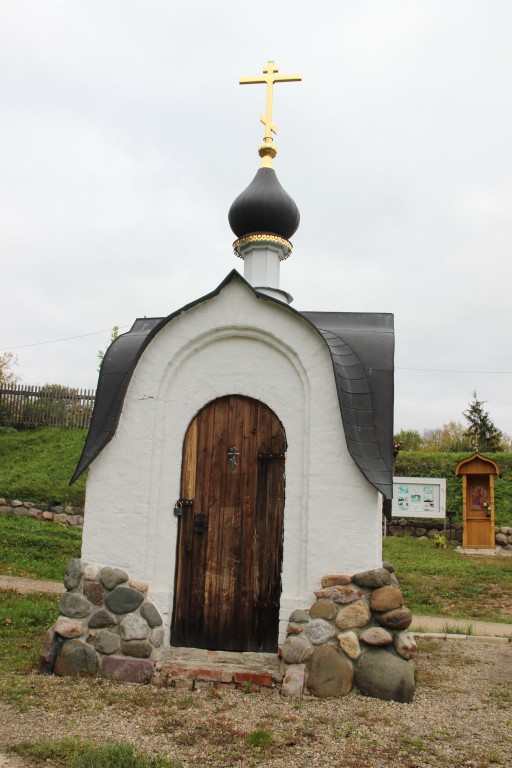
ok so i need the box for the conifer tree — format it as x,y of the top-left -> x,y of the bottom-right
463,391 -> 503,452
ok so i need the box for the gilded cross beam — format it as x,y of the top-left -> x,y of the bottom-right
240,60 -> 301,145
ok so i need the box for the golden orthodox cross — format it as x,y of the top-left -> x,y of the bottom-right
240,60 -> 301,145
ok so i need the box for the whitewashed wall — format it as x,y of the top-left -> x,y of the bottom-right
81,276 -> 382,644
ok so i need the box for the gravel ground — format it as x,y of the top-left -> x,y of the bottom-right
1,637 -> 511,767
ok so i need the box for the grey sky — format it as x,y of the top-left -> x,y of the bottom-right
1,0 -> 511,435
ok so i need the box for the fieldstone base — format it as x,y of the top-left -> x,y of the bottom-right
41,560 -> 416,702
40,559 -> 163,683
281,565 -> 416,702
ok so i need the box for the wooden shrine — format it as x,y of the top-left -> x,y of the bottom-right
455,452 -> 500,549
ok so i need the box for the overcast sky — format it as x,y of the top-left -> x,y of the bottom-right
1,0 -> 511,435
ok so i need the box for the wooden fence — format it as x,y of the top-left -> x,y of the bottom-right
0,384 -> 96,429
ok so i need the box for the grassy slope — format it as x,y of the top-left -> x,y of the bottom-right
0,590 -> 60,674
0,513 -> 82,580
0,427 -> 87,506
1,430 -> 511,524
394,450 -> 512,526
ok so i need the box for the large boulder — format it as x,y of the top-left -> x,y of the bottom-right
105,586 -> 144,614
64,559 -> 82,591
355,648 -> 415,702
309,599 -> 337,621
101,656 -> 155,684
140,602 -> 163,628
337,631 -> 361,660
307,645 -> 354,698
94,629 -> 121,655
99,567 -> 129,590
54,639 -> 99,678
120,614 -> 150,641
39,627 -> 61,674
352,568 -> 391,588
60,592 -> 93,619
377,607 -> 413,631
281,635 -> 314,664
281,664 -> 306,697
394,632 -> 418,660
335,600 -> 371,630
304,618 -> 337,645
370,586 -> 403,612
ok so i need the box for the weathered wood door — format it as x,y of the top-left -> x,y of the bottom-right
465,475 -> 494,548
171,395 -> 286,652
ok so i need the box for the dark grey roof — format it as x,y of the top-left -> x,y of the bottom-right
228,167 -> 300,240
71,271 -> 394,498
302,312 -> 394,499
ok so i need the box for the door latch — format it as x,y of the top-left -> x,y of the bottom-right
194,513 -> 209,533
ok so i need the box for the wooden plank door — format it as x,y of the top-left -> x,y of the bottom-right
171,395 -> 285,652
465,476 -> 493,548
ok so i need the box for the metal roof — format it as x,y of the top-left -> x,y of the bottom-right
228,167 -> 300,240
71,271 -> 394,498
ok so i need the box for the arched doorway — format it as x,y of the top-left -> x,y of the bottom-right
171,395 -> 286,652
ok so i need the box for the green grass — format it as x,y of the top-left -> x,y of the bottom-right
383,536 -> 512,622
9,739 -> 181,767
0,513 -> 82,580
0,590 -> 60,673
0,426 -> 87,506
247,728 -> 273,748
440,621 -> 474,635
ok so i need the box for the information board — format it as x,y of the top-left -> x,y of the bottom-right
392,477 -> 446,519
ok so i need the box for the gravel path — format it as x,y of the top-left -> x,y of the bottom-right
0,755 -> 28,768
0,576 -> 65,595
2,576 -> 512,766
1,637 -> 511,767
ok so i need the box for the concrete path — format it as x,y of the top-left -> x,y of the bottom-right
410,613 -> 512,638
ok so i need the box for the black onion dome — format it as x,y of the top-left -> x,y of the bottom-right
228,167 -> 300,240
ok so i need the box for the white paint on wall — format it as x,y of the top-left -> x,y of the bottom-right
81,275 -> 382,645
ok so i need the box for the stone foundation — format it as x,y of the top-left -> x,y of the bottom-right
40,559 -> 162,683
41,559 -> 417,702
280,563 -> 416,702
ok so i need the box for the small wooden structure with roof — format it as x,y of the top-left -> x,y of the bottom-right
455,452 -> 500,549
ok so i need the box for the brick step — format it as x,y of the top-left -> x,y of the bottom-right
153,646 -> 284,692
